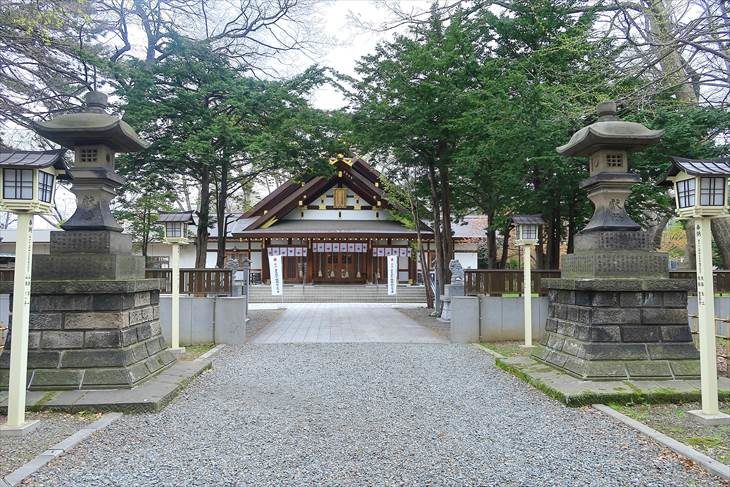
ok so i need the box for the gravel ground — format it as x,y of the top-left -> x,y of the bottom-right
395,306 -> 450,337
28,344 -> 724,486
1,412 -> 97,477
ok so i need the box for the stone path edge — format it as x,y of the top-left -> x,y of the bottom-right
1,353 -> 220,415
1,412 -> 123,487
493,355 -> 730,407
592,404 -> 729,480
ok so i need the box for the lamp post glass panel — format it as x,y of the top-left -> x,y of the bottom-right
157,211 -> 195,353
0,150 -> 69,434
663,156 -> 730,424
511,215 -> 544,348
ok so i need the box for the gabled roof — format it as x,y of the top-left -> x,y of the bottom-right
236,154 -> 403,232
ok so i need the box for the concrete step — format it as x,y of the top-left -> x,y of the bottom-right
248,285 -> 427,303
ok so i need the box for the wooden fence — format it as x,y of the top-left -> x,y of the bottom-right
464,269 -> 730,296
144,268 -> 233,295
464,270 -> 561,296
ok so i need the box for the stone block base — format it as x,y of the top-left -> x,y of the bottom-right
0,279 -> 175,390
32,254 -> 145,280
533,278 -> 700,381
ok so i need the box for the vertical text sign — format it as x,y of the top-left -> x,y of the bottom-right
387,255 -> 398,296
269,254 -> 283,296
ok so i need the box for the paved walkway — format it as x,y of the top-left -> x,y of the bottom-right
250,303 -> 447,344
27,344 -> 720,486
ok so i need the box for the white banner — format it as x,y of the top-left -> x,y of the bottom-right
268,254 -> 283,296
387,255 -> 398,296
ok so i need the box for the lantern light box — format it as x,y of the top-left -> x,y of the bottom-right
158,211 -> 196,244
510,214 -> 545,245
662,156 -> 730,219
0,150 -> 70,214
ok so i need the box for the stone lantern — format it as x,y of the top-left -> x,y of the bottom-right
0,91 -> 176,391
534,102 -> 700,381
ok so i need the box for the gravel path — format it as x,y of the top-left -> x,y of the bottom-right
1,412 -> 95,477
28,344 -> 723,486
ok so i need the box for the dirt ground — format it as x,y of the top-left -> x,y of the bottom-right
395,306 -> 450,337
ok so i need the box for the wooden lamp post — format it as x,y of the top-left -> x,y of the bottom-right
511,214 -> 544,348
663,156 -> 730,425
0,150 -> 69,436
157,211 -> 195,354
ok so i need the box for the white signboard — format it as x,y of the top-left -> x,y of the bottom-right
268,254 -> 283,296
387,255 -> 398,296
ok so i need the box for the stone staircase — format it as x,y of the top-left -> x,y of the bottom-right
248,284 -> 427,303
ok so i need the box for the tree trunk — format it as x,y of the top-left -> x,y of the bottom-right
711,216 -> 730,269
499,222 -> 510,268
682,219 -> 696,269
645,212 -> 671,250
439,164 -> 455,278
567,195 -> 577,254
141,208 -> 150,258
215,161 -> 230,268
645,0 -> 698,104
426,162 -> 445,304
535,227 -> 545,269
195,167 -> 211,268
486,209 -> 497,268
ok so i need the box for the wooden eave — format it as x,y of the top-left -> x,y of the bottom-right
242,179 -> 303,218
244,176 -> 329,230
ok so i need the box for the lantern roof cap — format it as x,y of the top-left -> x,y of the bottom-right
32,91 -> 149,152
556,101 -> 664,157
0,149 -> 71,179
660,156 -> 730,186
510,214 -> 545,226
158,210 -> 196,224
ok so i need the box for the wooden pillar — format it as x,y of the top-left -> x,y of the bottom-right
306,238 -> 313,283
262,238 -> 270,283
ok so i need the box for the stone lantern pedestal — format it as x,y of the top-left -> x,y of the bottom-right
532,102 -> 700,381
0,92 -> 175,390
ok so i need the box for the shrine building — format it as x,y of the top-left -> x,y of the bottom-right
147,154 -> 485,284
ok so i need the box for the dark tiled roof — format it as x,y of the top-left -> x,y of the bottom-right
0,149 -> 69,173
510,214 -> 545,225
668,156 -> 730,176
158,211 -> 195,223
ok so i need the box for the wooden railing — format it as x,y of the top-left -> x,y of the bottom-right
464,269 -> 730,296
464,270 -> 561,296
144,268 -> 233,296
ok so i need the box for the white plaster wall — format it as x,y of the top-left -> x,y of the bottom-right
283,207 -> 392,221
455,242 -> 479,252
455,252 -> 478,269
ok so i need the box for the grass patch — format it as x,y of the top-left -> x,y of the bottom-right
609,402 -> 730,465
480,341 -> 538,358
179,343 -> 215,360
